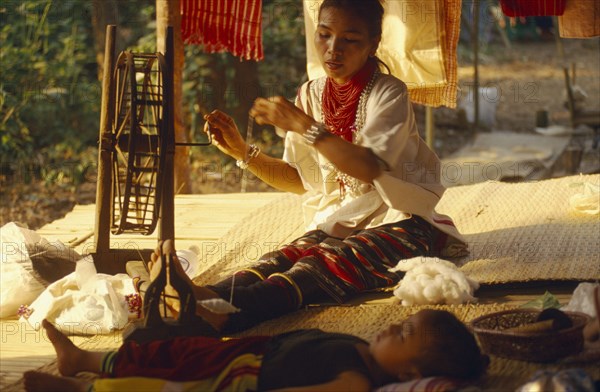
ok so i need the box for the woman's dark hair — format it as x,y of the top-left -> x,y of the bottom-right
318,0 -> 390,73
412,310 -> 490,380
318,0 -> 384,39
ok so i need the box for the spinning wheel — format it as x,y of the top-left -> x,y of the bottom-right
91,25 -> 176,274
91,25 -> 216,341
110,51 -> 166,236
93,26 -> 210,273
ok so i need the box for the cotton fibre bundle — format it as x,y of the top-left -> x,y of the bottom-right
389,257 -> 479,306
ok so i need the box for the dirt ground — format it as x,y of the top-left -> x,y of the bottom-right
1,38 -> 598,230
457,37 -> 599,133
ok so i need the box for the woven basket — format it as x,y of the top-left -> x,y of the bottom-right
470,309 -> 590,362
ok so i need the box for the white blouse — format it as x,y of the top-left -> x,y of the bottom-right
283,74 -> 467,257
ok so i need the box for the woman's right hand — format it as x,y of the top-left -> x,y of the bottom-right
203,110 -> 247,160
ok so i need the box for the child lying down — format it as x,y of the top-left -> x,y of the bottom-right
24,309 -> 488,391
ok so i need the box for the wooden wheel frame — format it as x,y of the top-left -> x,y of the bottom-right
92,25 -> 175,274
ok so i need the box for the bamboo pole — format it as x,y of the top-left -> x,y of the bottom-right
160,26 -> 176,243
157,0 -> 191,194
425,106 -> 435,150
473,0 -> 480,131
93,25 -> 116,257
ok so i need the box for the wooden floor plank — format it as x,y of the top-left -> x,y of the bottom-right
32,192 -> 284,255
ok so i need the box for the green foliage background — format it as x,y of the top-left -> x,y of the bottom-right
0,0 -> 307,186
1,1 -> 98,174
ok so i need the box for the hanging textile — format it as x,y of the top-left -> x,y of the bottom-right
558,1 -> 600,38
181,0 -> 264,60
408,0 -> 461,109
499,0 -> 566,17
303,0 -> 461,108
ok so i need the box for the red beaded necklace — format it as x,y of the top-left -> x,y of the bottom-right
322,58 -> 377,142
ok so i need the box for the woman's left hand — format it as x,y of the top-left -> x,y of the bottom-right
250,96 -> 314,134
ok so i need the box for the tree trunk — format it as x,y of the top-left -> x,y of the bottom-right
157,0 -> 192,194
232,59 -> 260,139
91,0 -> 118,80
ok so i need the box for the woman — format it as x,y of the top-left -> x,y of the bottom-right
173,0 -> 467,333
24,310 -> 488,391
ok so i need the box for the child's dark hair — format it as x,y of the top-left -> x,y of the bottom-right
413,310 -> 489,380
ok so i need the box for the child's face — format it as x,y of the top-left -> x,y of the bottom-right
369,310 -> 439,379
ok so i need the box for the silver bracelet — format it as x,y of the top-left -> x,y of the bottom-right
303,123 -> 327,145
236,144 -> 260,170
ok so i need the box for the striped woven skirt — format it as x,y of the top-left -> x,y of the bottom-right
92,335 -> 270,391
210,215 -> 435,332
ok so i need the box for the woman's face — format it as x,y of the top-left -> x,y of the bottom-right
315,7 -> 380,84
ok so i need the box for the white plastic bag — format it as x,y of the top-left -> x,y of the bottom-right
176,246 -> 201,279
561,282 -> 600,318
1,222 -> 77,318
459,87 -> 499,129
569,181 -> 600,215
23,255 -> 136,335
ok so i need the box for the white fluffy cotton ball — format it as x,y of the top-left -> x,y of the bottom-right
390,257 -> 479,306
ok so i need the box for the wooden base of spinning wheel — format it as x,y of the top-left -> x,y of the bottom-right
123,252 -> 218,343
89,249 -> 154,275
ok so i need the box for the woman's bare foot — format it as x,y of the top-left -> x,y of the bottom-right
42,320 -> 103,376
148,240 -> 184,316
23,371 -> 90,392
149,240 -> 229,331
193,287 -> 230,332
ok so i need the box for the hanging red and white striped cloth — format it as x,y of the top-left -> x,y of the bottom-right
181,0 -> 263,61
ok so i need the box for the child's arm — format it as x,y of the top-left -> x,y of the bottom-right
268,371 -> 371,392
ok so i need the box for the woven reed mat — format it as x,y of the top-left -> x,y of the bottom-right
5,303 -> 599,391
6,176 -> 599,390
192,192 -> 306,286
192,174 -> 599,286
440,174 -> 600,283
